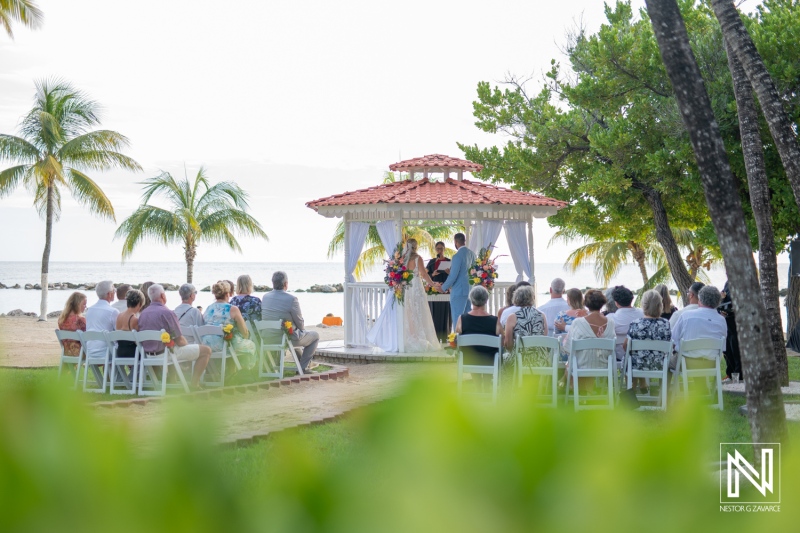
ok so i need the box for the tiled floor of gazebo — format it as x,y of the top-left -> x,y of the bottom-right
314,340 -> 456,364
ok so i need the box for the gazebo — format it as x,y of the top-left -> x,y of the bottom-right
306,154 -> 566,354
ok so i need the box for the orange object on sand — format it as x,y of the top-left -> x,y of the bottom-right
322,316 -> 342,326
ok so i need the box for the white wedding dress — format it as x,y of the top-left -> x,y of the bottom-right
402,257 -> 443,353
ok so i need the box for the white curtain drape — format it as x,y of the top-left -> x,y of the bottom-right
345,222 -> 370,346
481,220 -> 503,253
366,220 -> 401,352
504,221 -> 531,282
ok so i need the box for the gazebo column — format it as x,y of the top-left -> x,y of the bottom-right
395,211 -> 405,353
528,214 -> 536,304
343,214 -> 351,346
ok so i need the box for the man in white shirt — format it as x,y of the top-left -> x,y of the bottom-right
606,285 -> 643,362
669,281 -> 704,329
84,280 -> 119,359
537,278 -> 570,336
111,284 -> 130,313
174,283 -> 205,328
672,285 -> 727,367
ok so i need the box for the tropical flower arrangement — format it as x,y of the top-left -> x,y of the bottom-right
282,321 -> 294,336
469,245 -> 500,291
222,323 -> 234,341
425,285 -> 440,296
383,242 -> 413,304
447,332 -> 457,349
160,331 -> 175,349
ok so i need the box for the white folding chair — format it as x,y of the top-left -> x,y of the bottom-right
80,331 -> 110,394
515,335 -> 560,407
566,337 -> 616,411
195,324 -> 242,387
56,330 -> 84,389
106,330 -> 140,395
180,325 -> 199,345
624,337 -> 672,411
253,320 -> 303,379
136,330 -> 190,396
456,334 -> 502,403
673,337 -> 725,410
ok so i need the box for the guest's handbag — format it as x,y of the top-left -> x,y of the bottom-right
618,387 -> 641,410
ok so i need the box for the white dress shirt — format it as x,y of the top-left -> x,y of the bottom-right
111,300 -> 128,313
607,307 -> 644,361
669,303 -> 698,329
85,299 -> 119,359
500,306 -> 521,327
538,297 -> 571,336
672,307 -> 727,359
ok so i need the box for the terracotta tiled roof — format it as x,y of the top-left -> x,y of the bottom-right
389,154 -> 484,172
306,178 -> 567,209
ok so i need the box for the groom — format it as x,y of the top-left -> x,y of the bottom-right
436,232 -> 475,331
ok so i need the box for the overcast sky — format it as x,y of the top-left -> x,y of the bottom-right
0,0 -> 766,265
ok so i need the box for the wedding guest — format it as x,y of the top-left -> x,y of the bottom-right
606,286 -> 643,363
671,285 -> 727,378
669,282 -> 704,329
719,281 -> 741,383
499,281 -> 531,328
111,284 -> 130,313
624,290 -> 671,394
57,292 -> 87,356
456,285 -> 503,391
174,283 -> 204,328
85,280 -> 119,360
114,289 -> 145,359
140,281 -> 155,311
603,287 -> 617,316
538,278 -> 570,336
262,271 -> 319,373
553,288 -> 588,334
426,241 -> 451,283
230,274 -> 262,323
139,284 -> 211,389
203,281 -> 256,360
655,284 -> 678,320
503,285 -> 546,350
564,289 -> 616,393
497,284 -> 519,324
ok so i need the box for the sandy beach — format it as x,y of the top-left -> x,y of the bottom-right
0,315 -> 344,368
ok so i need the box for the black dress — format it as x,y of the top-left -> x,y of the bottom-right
459,313 -> 499,366
720,282 -> 741,378
426,256 -> 452,341
117,315 -> 137,359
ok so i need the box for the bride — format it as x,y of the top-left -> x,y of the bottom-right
401,239 -> 443,353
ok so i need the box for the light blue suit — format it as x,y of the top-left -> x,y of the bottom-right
440,245 -> 476,331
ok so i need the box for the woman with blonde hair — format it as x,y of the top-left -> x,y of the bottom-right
202,280 -> 256,360
400,238 -> 442,352
230,274 -> 262,323
554,288 -> 588,333
58,292 -> 87,356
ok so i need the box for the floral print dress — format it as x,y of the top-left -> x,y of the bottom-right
59,313 -> 86,356
627,317 -> 671,370
202,302 -> 256,356
230,294 -> 262,323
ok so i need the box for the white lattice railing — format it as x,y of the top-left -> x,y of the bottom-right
344,281 -> 520,347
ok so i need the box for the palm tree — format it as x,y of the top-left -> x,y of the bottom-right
326,172 -> 463,278
116,168 -> 268,283
1,0 -> 43,38
0,79 -> 141,319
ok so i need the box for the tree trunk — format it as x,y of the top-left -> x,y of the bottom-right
712,0 -> 800,211
185,243 -> 196,284
39,184 -> 54,321
788,274 -> 800,339
629,242 -> 650,287
725,37 -> 789,386
640,187 -> 693,304
645,0 -> 787,446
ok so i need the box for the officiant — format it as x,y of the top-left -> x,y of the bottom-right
426,241 -> 452,341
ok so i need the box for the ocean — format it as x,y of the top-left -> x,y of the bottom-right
0,261 -> 791,326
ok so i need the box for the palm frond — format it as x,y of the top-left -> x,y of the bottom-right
0,164 -> 30,197
0,134 -> 40,163
58,130 -> 141,172
0,0 -> 44,38
114,205 -> 187,260
32,182 -> 61,221
140,171 -> 187,208
66,169 -> 115,221
199,208 -> 268,241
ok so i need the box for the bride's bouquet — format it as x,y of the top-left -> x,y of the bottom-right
469,245 -> 499,291
384,243 -> 414,304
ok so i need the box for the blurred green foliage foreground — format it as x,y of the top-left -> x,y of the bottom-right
0,376 -> 797,533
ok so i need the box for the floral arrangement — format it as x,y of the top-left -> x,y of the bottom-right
425,285 -> 440,296
469,245 -> 500,291
282,321 -> 294,336
383,242 -> 413,304
222,323 -> 234,341
160,331 -> 175,349
447,332 -> 457,349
